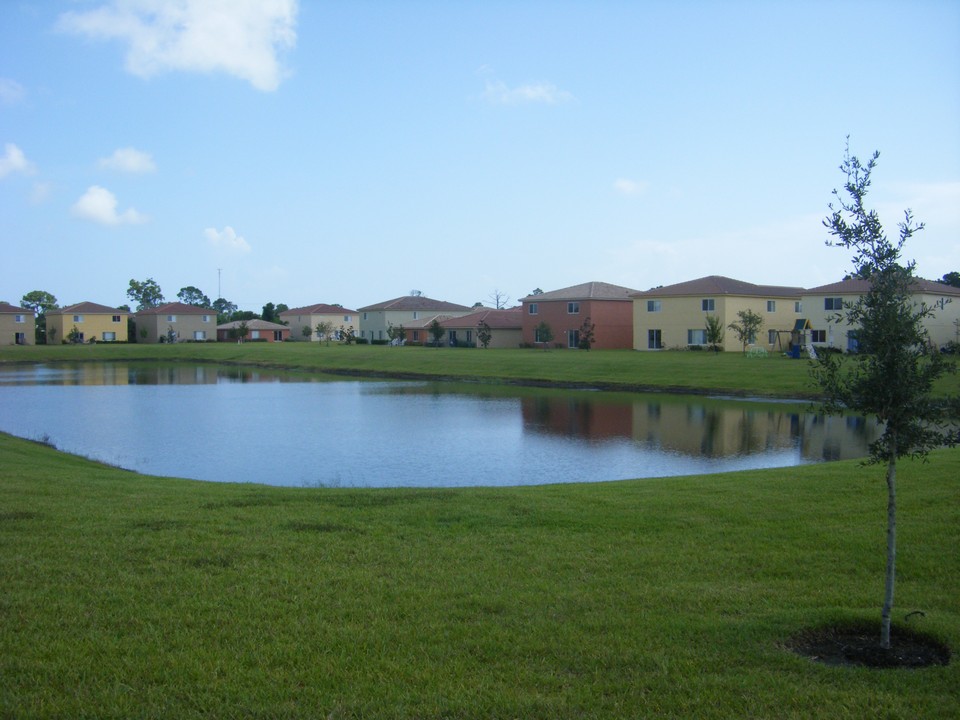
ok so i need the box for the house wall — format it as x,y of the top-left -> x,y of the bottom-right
48,311 -> 128,343
633,295 -> 801,352
522,300 -> 633,349
283,311 -> 358,341
360,309 -> 471,342
0,310 -> 35,345
138,312 -> 216,342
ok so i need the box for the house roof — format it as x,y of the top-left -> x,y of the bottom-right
217,319 -> 289,331
280,303 -> 358,316
522,281 -> 639,303
804,277 -> 960,296
135,302 -> 214,316
51,302 -> 126,315
439,307 -> 523,329
631,275 -> 803,299
358,295 -> 472,312
0,303 -> 31,314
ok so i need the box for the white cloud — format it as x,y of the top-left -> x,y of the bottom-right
205,226 -> 251,254
482,80 -> 574,105
57,0 -> 298,92
0,78 -> 25,105
613,178 -> 650,196
30,183 -> 52,205
99,147 -> 156,173
0,143 -> 35,178
71,185 -> 147,225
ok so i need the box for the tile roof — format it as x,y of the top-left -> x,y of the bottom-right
631,275 -> 803,298
53,302 -> 126,314
804,277 -> 960,296
0,303 -> 31,314
439,307 -> 523,329
521,281 -> 639,302
280,303 -> 358,316
217,319 -> 289,331
135,302 -> 214,316
358,295 -> 472,312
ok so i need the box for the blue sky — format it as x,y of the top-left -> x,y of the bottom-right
2,0 -> 958,313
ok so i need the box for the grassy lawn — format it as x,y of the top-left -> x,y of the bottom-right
3,342 -> 959,398
2,433 -> 958,719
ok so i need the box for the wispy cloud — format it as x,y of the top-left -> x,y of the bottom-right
71,185 -> 147,225
205,226 -> 251,254
57,0 -> 298,92
482,79 -> 574,105
0,143 -> 35,178
613,178 -> 650,196
0,78 -> 25,105
99,147 -> 156,173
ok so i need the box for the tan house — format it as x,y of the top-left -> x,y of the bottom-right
135,302 -> 217,343
520,282 -> 638,349
357,295 -> 472,343
217,319 -> 290,342
438,307 -> 524,348
46,302 -> 129,343
279,303 -> 359,341
631,276 -> 803,352
802,278 -> 960,352
0,303 -> 35,345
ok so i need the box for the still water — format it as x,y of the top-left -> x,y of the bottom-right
0,363 -> 880,488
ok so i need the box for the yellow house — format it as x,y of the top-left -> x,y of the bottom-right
279,303 -> 360,341
802,278 -> 960,352
0,303 -> 35,345
632,275 -> 803,352
46,302 -> 129,343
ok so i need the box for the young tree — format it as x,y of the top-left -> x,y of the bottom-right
387,323 -> 406,345
813,143 -> 957,650
177,286 -> 211,307
127,278 -> 164,311
704,314 -> 725,353
315,321 -> 333,345
535,321 -> 554,349
577,317 -> 596,350
301,325 -> 313,341
20,290 -> 58,344
477,320 -> 492,349
235,321 -> 249,343
428,318 -> 445,347
727,309 -> 763,353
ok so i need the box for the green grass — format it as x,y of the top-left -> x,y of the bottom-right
2,432 -> 958,718
4,342 -> 958,398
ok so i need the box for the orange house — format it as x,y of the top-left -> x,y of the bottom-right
520,281 -> 638,349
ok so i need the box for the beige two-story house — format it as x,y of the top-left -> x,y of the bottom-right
631,276 -> 803,352
279,303 -> 359,341
135,302 -> 217,343
357,295 -> 472,343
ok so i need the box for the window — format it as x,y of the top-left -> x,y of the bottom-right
194,331 -> 207,341
466,330 -> 473,345
202,315 -> 210,323
687,329 -> 707,345
166,315 -> 177,322
701,299 -> 715,312
251,330 -> 261,339
343,315 -> 350,322
768,330 -> 777,345
412,330 -> 420,342
648,329 -> 662,349
647,300 -> 661,313
766,300 -> 776,312
362,312 -> 368,320
73,315 -> 84,323
528,303 -> 538,315
535,327 -> 549,343
15,332 -> 26,345
102,332 -> 116,342
112,315 -> 121,323
15,314 -> 25,323
811,329 -> 826,343
824,297 -> 843,311
567,329 -> 580,348
413,311 -> 419,320
794,301 -> 802,313
567,302 -> 580,314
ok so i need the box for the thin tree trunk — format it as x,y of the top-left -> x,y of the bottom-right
881,440 -> 897,650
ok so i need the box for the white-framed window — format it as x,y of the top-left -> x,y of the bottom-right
811,329 -> 826,343
794,301 -> 802,313
102,332 -> 116,342
768,329 -> 777,344
166,315 -> 177,322
73,315 -> 84,322
567,302 -> 580,314
528,303 -> 538,315
343,315 -> 350,322
687,329 -> 707,345
412,330 -> 420,342
112,315 -> 121,323
766,300 -> 776,312
567,329 -> 580,348
412,311 -> 419,320
362,312 -> 368,320
251,330 -> 261,339
194,331 -> 207,340
202,315 -> 211,323
15,314 -> 24,323
648,329 -> 662,349
647,300 -> 661,312
701,299 -> 715,312
824,297 -> 843,311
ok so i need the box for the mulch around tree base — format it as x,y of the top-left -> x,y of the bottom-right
787,622 -> 951,669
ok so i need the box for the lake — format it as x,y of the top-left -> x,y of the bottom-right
0,362 -> 880,487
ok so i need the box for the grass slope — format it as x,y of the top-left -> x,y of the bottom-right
2,433 -> 958,719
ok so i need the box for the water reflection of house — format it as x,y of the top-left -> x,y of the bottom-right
520,396 -> 633,440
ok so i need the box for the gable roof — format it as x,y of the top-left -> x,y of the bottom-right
522,281 -> 639,303
439,307 -> 523,329
804,277 -> 960,296
631,275 -> 803,298
280,303 -> 358,316
51,302 -> 126,315
0,303 -> 31,314
135,302 -> 213,316
358,295 -> 471,312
